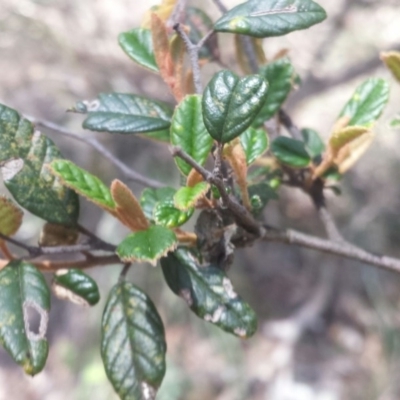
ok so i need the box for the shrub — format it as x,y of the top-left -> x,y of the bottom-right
0,0 -> 399,398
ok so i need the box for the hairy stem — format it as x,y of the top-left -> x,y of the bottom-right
173,24 -> 214,94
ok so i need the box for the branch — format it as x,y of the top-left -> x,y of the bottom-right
212,0 -> 228,13
173,24 -> 214,94
29,117 -> 164,189
0,229 -> 116,260
278,109 -> 303,140
171,146 -> 262,235
167,0 -> 187,28
262,226 -> 400,274
0,254 -> 121,272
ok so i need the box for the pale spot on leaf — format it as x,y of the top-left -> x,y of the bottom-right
1,158 -> 24,181
23,300 -> 48,341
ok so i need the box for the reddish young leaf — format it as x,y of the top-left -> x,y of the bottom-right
110,180 -> 149,232
151,13 -> 184,101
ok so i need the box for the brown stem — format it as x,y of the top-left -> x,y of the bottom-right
0,254 -> 121,272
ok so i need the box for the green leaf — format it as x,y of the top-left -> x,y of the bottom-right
53,269 -> 100,306
174,182 -> 210,211
49,160 -> 115,212
117,225 -> 177,265
339,78 -> 390,127
170,95 -> 213,176
253,58 -> 295,126
140,187 -> 176,220
381,51 -> 400,83
248,182 -> 278,215
0,260 -> 50,375
202,70 -> 268,143
0,196 -> 23,236
153,198 -> 194,228
214,0 -> 327,38
271,136 -> 311,168
161,248 -> 257,338
0,104 -> 79,225
240,127 -> 268,165
77,93 -> 173,135
301,128 -> 325,158
118,28 -> 158,72
101,282 -> 166,400
390,114 -> 400,128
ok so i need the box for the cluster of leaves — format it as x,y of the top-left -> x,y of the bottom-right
0,0 -> 397,399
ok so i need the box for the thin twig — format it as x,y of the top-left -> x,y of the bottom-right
0,230 -> 116,259
173,24 -> 214,94
262,226 -> 400,274
317,206 -> 344,242
119,263 -> 132,282
77,224 -> 116,252
278,109 -> 303,140
171,146 -> 261,234
0,254 -> 121,272
167,0 -> 187,28
238,35 -> 259,74
0,233 -> 40,257
29,117 -> 164,189
212,0 -> 228,13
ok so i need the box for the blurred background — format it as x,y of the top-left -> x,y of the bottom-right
1,0 -> 400,399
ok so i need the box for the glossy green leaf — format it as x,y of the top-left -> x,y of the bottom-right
161,248 -> 257,338
248,182 -> 277,215
174,182 -> 210,211
117,225 -> 177,265
339,78 -> 390,127
101,282 -> 166,400
214,0 -> 327,38
186,7 -> 217,60
153,198 -> 194,228
77,93 -> 173,135
0,104 -> 79,225
140,187 -> 176,220
118,28 -> 158,72
253,58 -> 295,126
202,70 -> 268,143
240,127 -> 268,165
0,260 -> 50,375
301,128 -> 325,158
271,136 -> 311,167
49,160 -> 115,212
53,269 -> 100,306
171,95 -> 213,176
